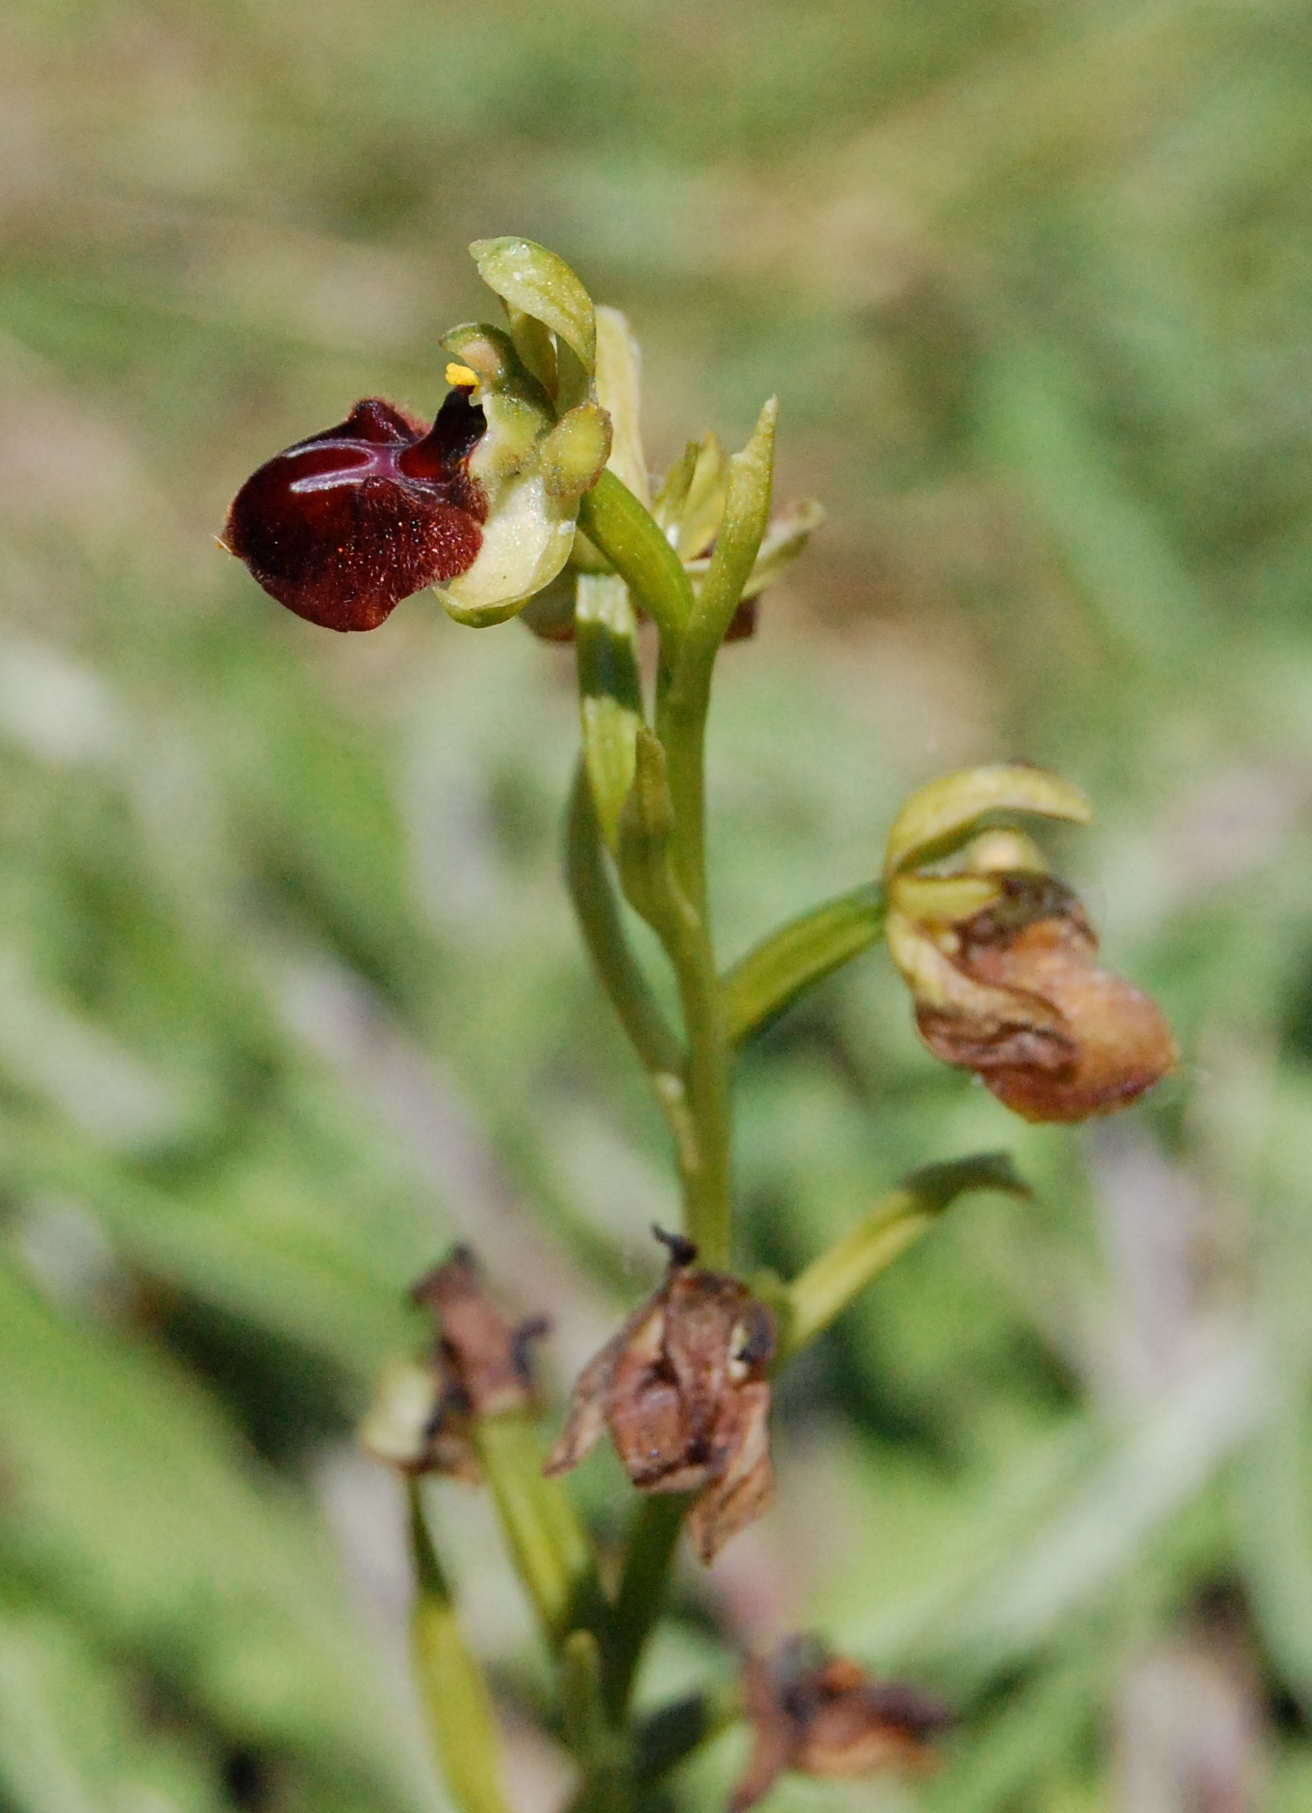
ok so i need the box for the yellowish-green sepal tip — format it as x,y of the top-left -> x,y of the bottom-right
884,763 -> 1093,881
469,236 -> 597,376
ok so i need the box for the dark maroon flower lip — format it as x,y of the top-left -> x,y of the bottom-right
223,390 -> 489,633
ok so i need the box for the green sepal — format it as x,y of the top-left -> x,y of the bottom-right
721,880 -> 887,1046
777,1153 -> 1030,1364
685,399 -> 778,655
652,441 -> 698,535
883,763 -> 1092,881
577,575 -> 643,855
470,237 -> 597,376
888,872 -> 1003,926
617,727 -> 692,937
685,498 -> 826,601
555,339 -> 593,414
674,432 -> 729,559
504,303 -> 558,399
595,306 -> 650,504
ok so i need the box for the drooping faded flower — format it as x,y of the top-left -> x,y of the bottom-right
544,1228 -> 774,1564
361,1246 -> 547,1482
729,1639 -> 953,1813
910,871 -> 1178,1121
883,765 -> 1178,1124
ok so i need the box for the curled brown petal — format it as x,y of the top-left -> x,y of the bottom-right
411,1246 -> 546,1420
916,874 -> 1177,1124
367,1246 -> 548,1484
544,1229 -> 775,1563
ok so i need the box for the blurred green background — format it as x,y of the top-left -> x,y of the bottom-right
3,1 -> 1312,1809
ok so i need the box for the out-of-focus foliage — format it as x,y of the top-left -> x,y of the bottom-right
2,1 -> 1312,1809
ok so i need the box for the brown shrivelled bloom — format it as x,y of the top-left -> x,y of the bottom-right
544,1228 -> 774,1564
362,1247 -> 547,1481
913,873 -> 1178,1124
730,1639 -> 954,1813
222,389 -> 488,632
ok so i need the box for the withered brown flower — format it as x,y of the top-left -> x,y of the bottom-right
912,873 -> 1178,1124
363,1246 -> 547,1482
730,1639 -> 953,1813
544,1229 -> 774,1564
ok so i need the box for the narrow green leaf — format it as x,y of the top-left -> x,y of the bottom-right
722,881 -> 887,1046
778,1154 -> 1029,1363
577,575 -> 642,855
0,1604 -> 223,1813
883,764 -> 1092,881
409,1486 -> 513,1813
564,764 -> 682,1080
742,497 -> 825,596
684,399 -> 778,658
617,727 -> 691,939
469,237 -> 596,375
0,1254 -> 433,1810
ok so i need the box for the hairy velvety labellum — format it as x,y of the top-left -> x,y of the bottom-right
224,393 -> 488,631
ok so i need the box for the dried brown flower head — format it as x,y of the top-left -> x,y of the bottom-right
882,765 -> 1177,1125
730,1638 -> 954,1812
362,1246 -> 547,1481
544,1228 -> 774,1564
910,873 -> 1178,1123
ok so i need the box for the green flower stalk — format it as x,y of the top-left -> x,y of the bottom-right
227,237 -> 1177,1813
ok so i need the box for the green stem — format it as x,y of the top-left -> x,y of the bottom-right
607,1495 -> 692,1717
579,472 -> 693,642
407,1482 -> 514,1813
581,480 -> 735,1267
565,764 -> 683,1084
653,633 -> 734,1266
474,1410 -> 610,1652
